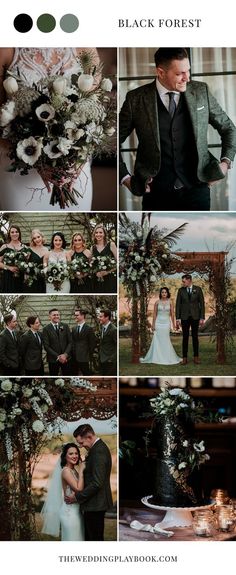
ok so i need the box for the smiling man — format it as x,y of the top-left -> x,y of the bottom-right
119,47 -> 236,210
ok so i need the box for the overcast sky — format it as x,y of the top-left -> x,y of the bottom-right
123,212 -> 236,275
51,416 -> 117,435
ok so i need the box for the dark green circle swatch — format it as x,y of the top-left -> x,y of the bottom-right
37,13 -> 56,33
60,14 -> 79,33
14,13 -> 33,33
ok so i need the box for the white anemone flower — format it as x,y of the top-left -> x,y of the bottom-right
35,103 -> 55,122
17,137 -> 43,166
44,140 -> 63,159
57,137 -> 73,155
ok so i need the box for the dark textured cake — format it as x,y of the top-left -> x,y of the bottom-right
148,388 -> 208,508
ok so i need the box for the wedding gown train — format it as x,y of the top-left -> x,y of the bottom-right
0,48 -> 92,211
140,301 -> 182,365
41,462 -> 84,541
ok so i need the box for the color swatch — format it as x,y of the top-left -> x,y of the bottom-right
13,13 -> 33,33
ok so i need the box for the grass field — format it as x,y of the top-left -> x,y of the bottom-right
119,335 -> 236,376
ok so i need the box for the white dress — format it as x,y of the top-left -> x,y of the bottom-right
60,482 -> 84,541
140,301 -> 182,365
0,48 -> 92,211
46,250 -> 70,293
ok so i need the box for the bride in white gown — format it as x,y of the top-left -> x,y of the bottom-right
41,442 -> 85,541
140,287 -> 182,365
0,48 -> 99,211
43,232 -> 71,293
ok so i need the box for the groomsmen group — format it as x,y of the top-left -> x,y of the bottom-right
0,308 -> 117,377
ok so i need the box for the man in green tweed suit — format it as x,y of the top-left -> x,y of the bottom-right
119,48 -> 236,210
65,424 -> 113,541
176,274 -> 205,365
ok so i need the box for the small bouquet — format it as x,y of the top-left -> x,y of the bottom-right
68,257 -> 91,284
90,254 -> 116,282
44,262 -> 69,291
16,259 -> 42,287
0,53 -> 116,209
2,248 -> 30,277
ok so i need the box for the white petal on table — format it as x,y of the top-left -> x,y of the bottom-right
130,520 -> 174,537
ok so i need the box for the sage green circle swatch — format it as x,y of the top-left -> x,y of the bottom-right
60,14 -> 79,33
37,13 -> 56,33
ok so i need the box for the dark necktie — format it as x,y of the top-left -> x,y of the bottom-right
102,327 -> 106,338
167,92 -> 176,118
187,287 -> 191,299
12,331 -> 16,342
35,332 -> 41,345
55,324 -> 59,335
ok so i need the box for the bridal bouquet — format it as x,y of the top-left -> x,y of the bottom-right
0,54 -> 116,209
44,262 -> 69,291
90,254 -> 117,281
68,257 -> 91,284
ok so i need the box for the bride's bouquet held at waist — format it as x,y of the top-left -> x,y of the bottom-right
0,55 -> 116,209
44,261 -> 69,291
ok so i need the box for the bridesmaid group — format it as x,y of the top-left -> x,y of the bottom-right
0,224 -> 117,293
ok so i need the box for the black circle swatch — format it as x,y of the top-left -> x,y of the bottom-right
14,13 -> 33,33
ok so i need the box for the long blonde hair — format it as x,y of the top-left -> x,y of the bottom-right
70,232 -> 86,250
30,228 -> 45,247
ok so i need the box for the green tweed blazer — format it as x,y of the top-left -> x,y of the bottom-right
119,80 -> 236,195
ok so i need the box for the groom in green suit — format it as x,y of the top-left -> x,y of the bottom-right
176,274 -> 205,365
119,47 -> 236,210
65,424 -> 113,541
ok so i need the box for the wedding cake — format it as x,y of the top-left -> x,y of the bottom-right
148,388 -> 209,507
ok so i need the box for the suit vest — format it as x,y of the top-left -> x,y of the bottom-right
156,92 -> 199,188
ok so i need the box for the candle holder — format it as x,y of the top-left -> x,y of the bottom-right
210,488 -> 230,506
192,510 -> 216,537
216,505 -> 235,532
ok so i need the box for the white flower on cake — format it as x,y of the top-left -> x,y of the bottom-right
178,462 -> 187,470
193,441 -> 205,453
17,137 -> 43,165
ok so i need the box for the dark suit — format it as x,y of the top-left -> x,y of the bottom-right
72,323 -> 96,375
75,439 -> 113,541
120,80 -> 236,209
176,285 -> 205,358
0,328 -> 20,375
99,322 -> 117,375
19,330 -> 44,375
42,322 -> 72,375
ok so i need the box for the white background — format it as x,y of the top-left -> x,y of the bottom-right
0,0 -> 235,572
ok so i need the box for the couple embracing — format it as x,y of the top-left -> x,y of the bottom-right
41,424 -> 113,541
140,274 -> 205,365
